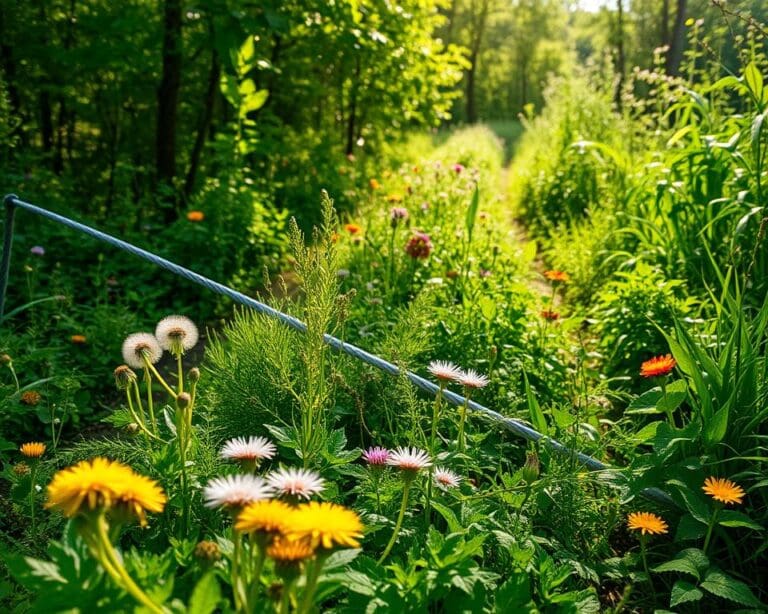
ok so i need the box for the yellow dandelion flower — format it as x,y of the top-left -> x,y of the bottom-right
267,536 -> 316,563
702,477 -> 745,505
627,512 -> 668,535
235,499 -> 295,535
45,457 -> 166,525
286,501 -> 363,550
20,441 -> 46,458
112,472 -> 167,527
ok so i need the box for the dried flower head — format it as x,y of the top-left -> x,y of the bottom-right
452,163 -> 465,174
13,462 -> 31,477
122,333 -> 163,369
362,447 -> 390,466
203,474 -> 273,510
113,365 -> 138,390
627,512 -> 668,535
387,447 -> 432,475
458,369 -> 489,389
194,540 -> 221,563
522,451 -> 540,485
434,467 -> 461,489
20,390 -> 42,406
405,232 -> 433,259
20,442 -> 46,458
1,354 -> 12,365
267,468 -> 325,501
702,477 -> 745,505
155,315 -> 199,355
640,354 -> 676,378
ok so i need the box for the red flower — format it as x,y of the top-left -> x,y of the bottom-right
544,270 -> 569,282
344,223 -> 362,235
540,309 -> 560,321
405,232 -> 433,260
640,354 -> 676,378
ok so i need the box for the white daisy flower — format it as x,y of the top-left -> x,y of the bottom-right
266,467 -> 325,500
221,436 -> 276,463
386,447 -> 432,473
155,315 -> 199,355
458,369 -> 489,389
428,360 -> 462,382
202,474 -> 273,509
434,467 -> 462,489
121,333 -> 163,369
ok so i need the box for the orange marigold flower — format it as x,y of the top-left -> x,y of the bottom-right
640,354 -> 676,378
544,270 -> 569,283
20,442 -> 46,458
187,210 -> 205,222
20,390 -> 42,406
369,178 -> 381,190
627,511 -> 668,535
344,223 -> 362,235
702,477 -> 745,505
540,309 -> 560,321
70,334 -> 87,344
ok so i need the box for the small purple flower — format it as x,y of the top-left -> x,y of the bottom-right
390,207 -> 409,228
30,246 -> 45,256
362,446 -> 390,466
452,163 -> 465,174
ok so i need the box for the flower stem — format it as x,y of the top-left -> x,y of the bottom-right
378,480 -> 412,565
28,463 -> 37,536
93,514 -> 165,613
176,353 -> 184,395
703,508 -> 720,555
639,535 -> 656,602
142,357 -> 177,400
457,389 -> 472,453
297,552 -> 329,614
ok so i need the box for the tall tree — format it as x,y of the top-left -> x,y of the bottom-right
666,0 -> 687,75
156,0 -> 183,204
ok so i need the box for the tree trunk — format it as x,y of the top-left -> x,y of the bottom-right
37,2 -> 53,155
666,0 -> 687,75
614,0 -> 625,110
156,0 -> 182,208
661,0 -> 670,47
184,27 -> 220,198
345,56 -> 361,155
465,56 -> 478,123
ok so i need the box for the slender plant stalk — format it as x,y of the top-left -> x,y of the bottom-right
457,389 -> 472,452
703,507 -> 721,554
142,357 -> 177,399
92,514 -> 165,614
425,382 -> 444,525
176,354 -> 184,395
378,480 -> 412,565
28,463 -> 37,535
639,535 -> 656,601
297,552 -> 329,614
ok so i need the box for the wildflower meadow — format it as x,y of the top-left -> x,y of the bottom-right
2,1 -> 768,612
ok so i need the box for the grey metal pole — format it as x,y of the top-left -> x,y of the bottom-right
0,194 -> 18,321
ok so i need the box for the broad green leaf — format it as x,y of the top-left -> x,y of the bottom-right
523,372 -> 548,436
667,480 -> 711,524
653,548 -> 709,581
465,185 -> 480,242
670,580 -> 703,607
626,380 -> 687,415
703,406 -> 729,447
700,568 -> 762,607
744,62 -> 764,100
187,572 -> 220,614
717,510 -> 763,531
494,574 -> 532,612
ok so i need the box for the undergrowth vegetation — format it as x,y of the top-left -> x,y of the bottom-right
2,5 -> 768,614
